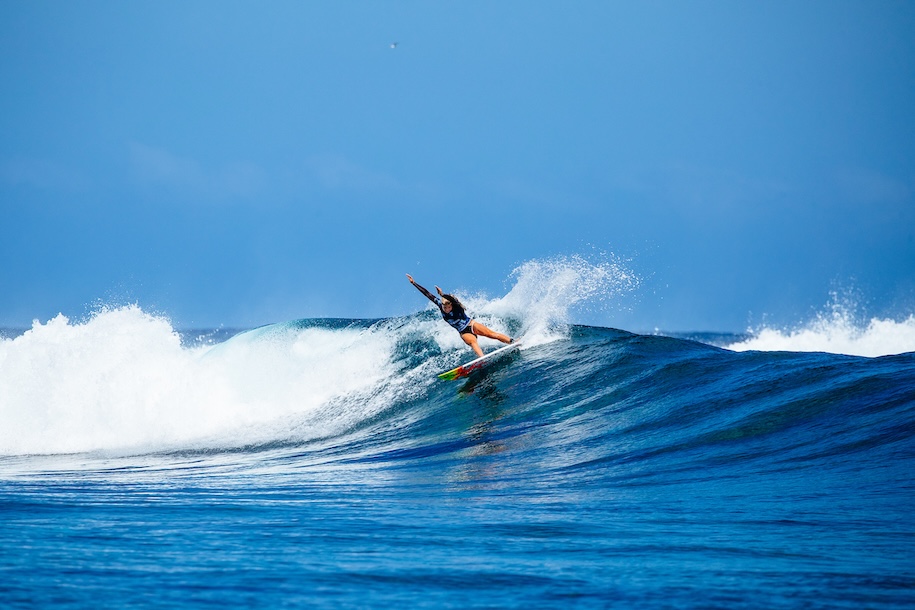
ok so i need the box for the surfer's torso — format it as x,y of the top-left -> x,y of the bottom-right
435,297 -> 472,334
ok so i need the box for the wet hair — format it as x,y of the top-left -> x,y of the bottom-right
442,294 -> 466,315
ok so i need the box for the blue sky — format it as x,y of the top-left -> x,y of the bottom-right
2,1 -> 913,331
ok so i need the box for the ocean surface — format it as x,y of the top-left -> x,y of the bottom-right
2,264 -> 914,608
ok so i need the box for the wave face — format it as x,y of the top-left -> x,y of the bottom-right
1,269 -> 914,606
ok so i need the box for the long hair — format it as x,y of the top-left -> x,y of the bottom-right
442,293 -> 467,316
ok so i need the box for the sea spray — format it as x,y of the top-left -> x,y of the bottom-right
485,254 -> 639,344
727,294 -> 915,357
408,254 -> 638,349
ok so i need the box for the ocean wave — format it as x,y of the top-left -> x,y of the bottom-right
2,260 -> 912,470
0,256 -> 635,456
726,298 -> 915,357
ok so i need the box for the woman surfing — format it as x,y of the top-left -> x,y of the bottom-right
407,274 -> 514,357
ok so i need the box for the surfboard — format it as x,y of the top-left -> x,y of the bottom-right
438,342 -> 522,380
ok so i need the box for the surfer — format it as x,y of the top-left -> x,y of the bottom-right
407,274 -> 513,357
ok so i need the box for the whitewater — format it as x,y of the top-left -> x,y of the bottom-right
1,258 -> 913,608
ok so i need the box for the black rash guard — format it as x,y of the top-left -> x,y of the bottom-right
411,281 -> 473,334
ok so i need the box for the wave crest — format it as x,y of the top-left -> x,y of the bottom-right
726,297 -> 915,357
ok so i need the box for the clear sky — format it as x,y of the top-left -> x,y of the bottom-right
2,1 -> 914,331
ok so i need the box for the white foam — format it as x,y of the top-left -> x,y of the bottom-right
726,301 -> 915,358
0,306 -> 402,456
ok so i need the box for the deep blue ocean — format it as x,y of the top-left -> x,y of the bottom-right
2,278 -> 914,608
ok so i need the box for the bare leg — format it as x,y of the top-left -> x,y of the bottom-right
469,321 -> 512,345
461,332 -> 484,357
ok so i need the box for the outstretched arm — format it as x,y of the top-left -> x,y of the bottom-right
406,274 -> 439,304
